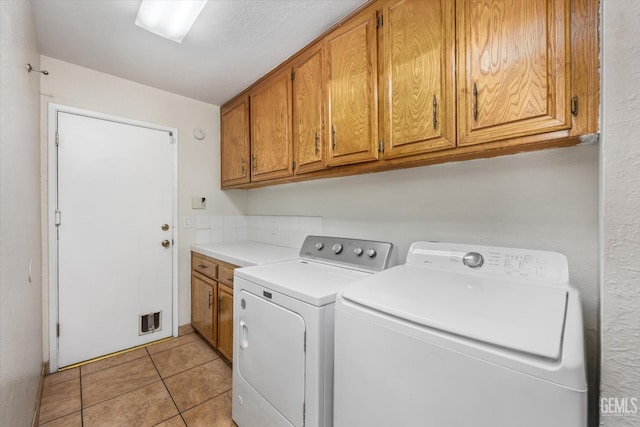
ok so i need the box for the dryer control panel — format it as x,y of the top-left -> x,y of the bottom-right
300,235 -> 397,272
406,242 -> 569,285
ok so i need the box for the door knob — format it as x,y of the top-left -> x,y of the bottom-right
161,224 -> 169,231
161,240 -> 171,248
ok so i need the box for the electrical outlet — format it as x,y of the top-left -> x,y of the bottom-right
192,197 -> 206,209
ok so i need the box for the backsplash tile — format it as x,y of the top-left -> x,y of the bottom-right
193,215 -> 323,249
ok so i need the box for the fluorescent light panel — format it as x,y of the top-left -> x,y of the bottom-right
135,0 -> 208,43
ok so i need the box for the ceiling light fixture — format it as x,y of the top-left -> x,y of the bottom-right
135,0 -> 208,43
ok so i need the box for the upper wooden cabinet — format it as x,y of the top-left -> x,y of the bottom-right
219,0 -> 598,189
325,10 -> 378,166
250,69 -> 294,182
381,0 -> 456,158
456,0 -> 571,146
221,97 -> 250,187
292,45 -> 326,174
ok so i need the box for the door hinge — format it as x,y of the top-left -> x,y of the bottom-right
291,70 -> 296,81
55,132 -> 60,146
55,209 -> 61,226
376,14 -> 383,28
378,140 -> 384,153
303,402 -> 306,422
292,161 -> 296,171
571,96 -> 579,116
56,323 -> 60,337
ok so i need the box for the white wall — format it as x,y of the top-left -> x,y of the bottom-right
39,56 -> 247,363
0,1 -> 43,425
247,145 -> 600,423
600,2 -> 640,425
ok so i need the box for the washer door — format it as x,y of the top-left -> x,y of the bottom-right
237,290 -> 306,427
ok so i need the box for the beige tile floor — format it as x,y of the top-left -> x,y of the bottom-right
39,325 -> 237,427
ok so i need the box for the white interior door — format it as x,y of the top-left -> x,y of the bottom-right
56,111 -> 174,368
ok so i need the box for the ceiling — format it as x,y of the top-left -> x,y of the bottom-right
31,0 -> 367,106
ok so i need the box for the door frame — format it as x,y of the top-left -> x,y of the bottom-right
47,103 -> 179,371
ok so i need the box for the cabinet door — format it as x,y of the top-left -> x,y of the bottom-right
457,0 -> 571,146
191,273 -> 216,346
221,97 -> 250,187
250,69 -> 294,182
293,45 -> 325,174
326,11 -> 378,166
217,283 -> 234,362
381,0 -> 455,158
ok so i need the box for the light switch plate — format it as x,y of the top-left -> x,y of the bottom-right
184,216 -> 192,228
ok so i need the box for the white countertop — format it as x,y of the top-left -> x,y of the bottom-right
191,241 -> 300,267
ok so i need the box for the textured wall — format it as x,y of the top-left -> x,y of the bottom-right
39,56 -> 247,363
600,1 -> 640,425
0,1 -> 43,426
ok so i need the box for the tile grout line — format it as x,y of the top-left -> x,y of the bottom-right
147,346 -> 189,426
79,367 -> 84,427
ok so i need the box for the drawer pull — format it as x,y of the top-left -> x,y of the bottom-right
227,276 -> 234,283
198,264 -> 208,269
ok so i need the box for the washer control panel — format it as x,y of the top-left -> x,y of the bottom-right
406,242 -> 568,285
300,235 -> 396,272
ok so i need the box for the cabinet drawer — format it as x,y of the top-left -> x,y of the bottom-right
218,265 -> 235,287
192,254 -> 218,280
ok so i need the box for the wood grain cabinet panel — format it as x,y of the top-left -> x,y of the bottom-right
191,272 -> 216,346
221,97 -> 250,187
381,0 -> 456,158
250,70 -> 294,182
292,46 -> 326,174
457,0 -> 571,146
217,283 -> 234,361
191,252 -> 236,363
325,11 -> 378,166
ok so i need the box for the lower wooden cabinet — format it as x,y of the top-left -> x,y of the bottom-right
191,252 -> 237,363
191,272 -> 216,344
217,283 -> 234,361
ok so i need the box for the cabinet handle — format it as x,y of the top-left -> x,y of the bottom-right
472,82 -> 478,122
331,125 -> 336,150
252,155 -> 257,171
198,264 -> 208,269
241,157 -> 246,175
432,95 -> 438,129
218,297 -> 222,313
314,132 -> 319,155
208,291 -> 212,309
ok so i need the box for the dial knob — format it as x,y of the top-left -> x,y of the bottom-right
463,252 -> 484,269
315,242 -> 324,250
332,243 -> 343,254
366,248 -> 377,258
353,247 -> 363,256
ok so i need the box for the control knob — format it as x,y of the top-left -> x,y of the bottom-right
366,248 -> 377,258
353,247 -> 363,256
463,252 -> 484,269
332,243 -> 343,254
315,242 -> 324,250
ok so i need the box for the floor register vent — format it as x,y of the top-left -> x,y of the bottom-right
139,311 -> 162,335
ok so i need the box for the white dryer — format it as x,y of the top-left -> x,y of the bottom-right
334,242 -> 587,427
232,236 -> 396,427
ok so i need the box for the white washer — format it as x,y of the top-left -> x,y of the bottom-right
334,242 -> 587,427
232,236 -> 396,427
